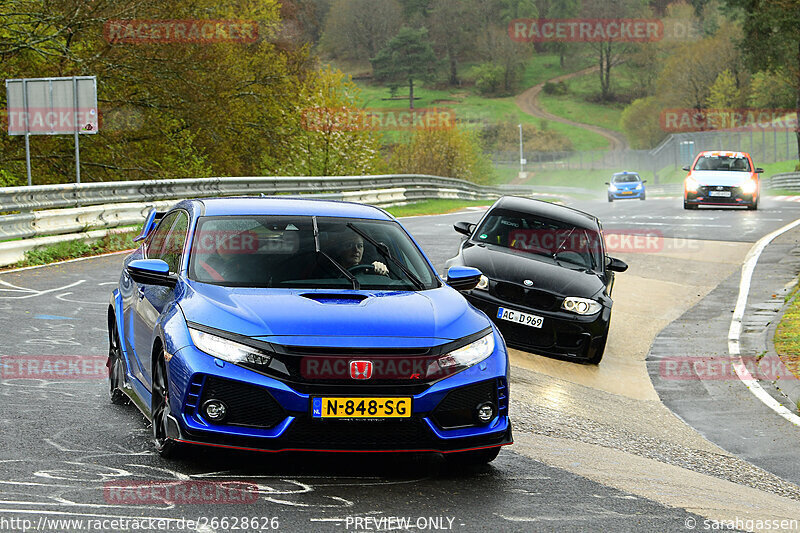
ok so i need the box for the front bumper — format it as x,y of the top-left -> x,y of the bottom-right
166,337 -> 512,453
608,189 -> 644,199
685,185 -> 756,206
464,290 -> 609,361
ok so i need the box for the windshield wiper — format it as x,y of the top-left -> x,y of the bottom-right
552,227 -> 576,260
346,223 -> 425,290
313,217 -> 359,289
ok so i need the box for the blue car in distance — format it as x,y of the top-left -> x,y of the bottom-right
108,197 -> 511,463
606,171 -> 646,202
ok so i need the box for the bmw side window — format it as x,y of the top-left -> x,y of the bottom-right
145,212 -> 179,259
159,213 -> 189,273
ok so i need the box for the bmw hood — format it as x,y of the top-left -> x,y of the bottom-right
460,244 -> 605,298
689,171 -> 753,186
180,281 -> 489,346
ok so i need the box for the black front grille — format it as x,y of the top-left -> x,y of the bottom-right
492,281 -> 559,311
283,417 -> 432,449
698,185 -> 741,200
432,380 -> 497,429
198,376 -> 286,429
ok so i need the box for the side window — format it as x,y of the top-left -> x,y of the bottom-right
145,212 -> 179,259
158,212 -> 189,273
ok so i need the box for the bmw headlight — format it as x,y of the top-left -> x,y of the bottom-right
436,333 -> 495,371
741,179 -> 757,194
189,328 -> 271,365
685,176 -> 699,192
475,275 -> 489,290
561,297 -> 602,315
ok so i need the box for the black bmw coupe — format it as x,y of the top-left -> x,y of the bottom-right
445,196 -> 628,364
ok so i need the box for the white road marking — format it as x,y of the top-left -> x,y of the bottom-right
729,217 -> 800,426
0,279 -> 85,299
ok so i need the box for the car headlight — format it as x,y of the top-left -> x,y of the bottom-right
189,327 -> 271,365
435,332 -> 495,371
741,179 -> 757,194
635,184 -> 642,190
608,184 -> 617,192
561,297 -> 602,315
685,176 -> 699,192
475,275 -> 489,290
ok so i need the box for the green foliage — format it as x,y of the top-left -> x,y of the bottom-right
748,71 -> 796,109
472,63 -> 505,96
706,69 -> 743,109
371,27 -> 439,109
0,169 -> 24,187
16,228 -> 140,267
620,97 -> 665,149
318,0 -> 402,61
478,117 -> 573,152
390,127 -> 495,184
542,81 -> 568,96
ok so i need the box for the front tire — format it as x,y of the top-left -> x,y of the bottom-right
640,193 -> 646,201
446,446 -> 501,466
107,318 -> 129,405
152,350 -> 182,458
747,199 -> 758,210
608,195 -> 614,203
684,201 -> 697,210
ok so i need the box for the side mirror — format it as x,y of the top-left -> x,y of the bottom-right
454,221 -> 475,237
606,257 -> 628,273
446,266 -> 482,291
755,168 -> 764,174
642,179 -> 648,183
604,182 -> 610,186
682,165 -> 690,171
127,259 -> 177,288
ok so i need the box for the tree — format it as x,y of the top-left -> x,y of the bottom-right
706,69 -> 744,109
318,0 -> 402,62
371,27 -> 439,110
427,0 -> 482,85
546,0 -> 579,68
477,24 -> 531,95
722,0 -> 800,162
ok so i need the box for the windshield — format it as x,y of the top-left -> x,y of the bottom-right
693,155 -> 751,172
188,216 -> 438,290
612,174 -> 640,183
473,208 -> 603,271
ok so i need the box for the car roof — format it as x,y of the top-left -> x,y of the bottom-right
696,150 -> 751,158
192,197 -> 394,220
612,171 -> 640,178
489,196 -> 599,230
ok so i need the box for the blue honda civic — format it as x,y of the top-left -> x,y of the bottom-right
108,197 -> 511,463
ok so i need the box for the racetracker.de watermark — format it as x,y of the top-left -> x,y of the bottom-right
4,107 -> 98,134
104,480 -> 259,504
509,18 -> 663,42
104,19 -> 259,44
659,356 -> 797,381
300,107 -> 455,132
1,355 -> 107,380
660,108 -> 798,132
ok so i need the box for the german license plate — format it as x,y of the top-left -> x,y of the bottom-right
709,190 -> 731,197
497,307 -> 544,328
311,397 -> 411,419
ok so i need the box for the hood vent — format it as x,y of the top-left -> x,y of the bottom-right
300,293 -> 368,305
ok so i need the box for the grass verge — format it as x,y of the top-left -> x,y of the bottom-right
384,199 -> 496,217
12,228 -> 140,269
775,282 -> 800,379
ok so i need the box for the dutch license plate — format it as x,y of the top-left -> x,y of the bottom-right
621,191 -> 633,195
497,307 -> 544,328
312,397 -> 411,419
708,190 -> 731,197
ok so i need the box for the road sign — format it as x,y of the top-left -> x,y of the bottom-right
5,76 -> 98,185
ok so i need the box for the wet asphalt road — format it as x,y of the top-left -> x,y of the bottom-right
2,194 -> 800,532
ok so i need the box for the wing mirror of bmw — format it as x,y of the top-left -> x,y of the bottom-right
606,257 -> 628,273
454,221 -> 476,237
446,266 -> 482,291
126,259 -> 178,288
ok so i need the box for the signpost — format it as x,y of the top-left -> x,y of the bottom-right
5,76 -> 98,185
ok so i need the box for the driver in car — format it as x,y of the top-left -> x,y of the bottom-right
330,233 -> 389,276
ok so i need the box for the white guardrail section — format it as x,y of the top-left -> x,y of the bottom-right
0,175 -> 537,266
766,172 -> 800,191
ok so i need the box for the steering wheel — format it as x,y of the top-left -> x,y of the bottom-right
347,264 -> 374,274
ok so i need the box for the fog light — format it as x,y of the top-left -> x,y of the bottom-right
203,400 -> 227,422
476,402 -> 495,423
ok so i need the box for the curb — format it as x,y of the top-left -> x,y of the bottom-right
760,279 -> 800,408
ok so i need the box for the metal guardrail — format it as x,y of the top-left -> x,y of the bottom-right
0,175 -> 537,241
0,175 -> 532,213
766,172 -> 800,191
